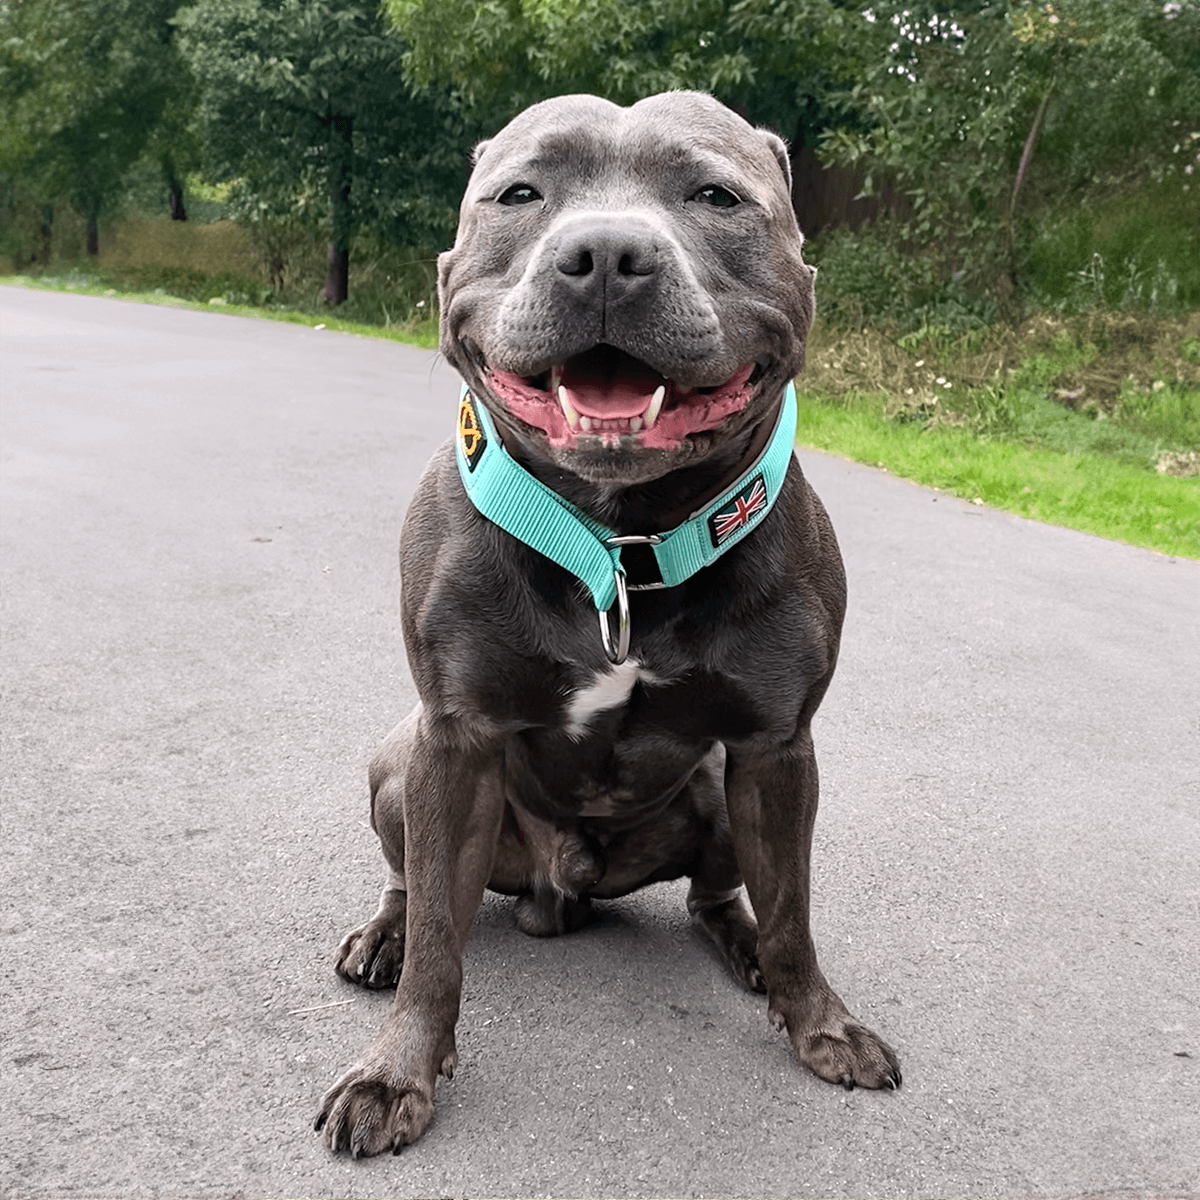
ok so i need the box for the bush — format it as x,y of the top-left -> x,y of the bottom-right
806,223 -> 998,333
1022,177 -> 1200,314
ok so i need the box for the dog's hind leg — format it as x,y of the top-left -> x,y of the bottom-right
688,884 -> 765,994
332,706 -> 416,989
507,806 -> 603,937
686,749 -> 766,993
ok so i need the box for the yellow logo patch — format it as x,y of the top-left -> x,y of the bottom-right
458,393 -> 486,471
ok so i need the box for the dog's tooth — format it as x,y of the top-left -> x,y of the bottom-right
629,416 -> 642,433
550,363 -> 563,394
579,415 -> 593,432
645,384 -> 666,428
557,385 -> 579,429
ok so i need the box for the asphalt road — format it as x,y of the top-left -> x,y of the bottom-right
1,285 -> 1197,1200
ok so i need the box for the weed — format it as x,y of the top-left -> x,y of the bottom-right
805,224 -> 996,334
795,308 -> 1200,552
1021,176 -> 1200,315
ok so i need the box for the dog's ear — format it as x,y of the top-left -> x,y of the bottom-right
758,129 -> 793,196
470,138 -> 492,169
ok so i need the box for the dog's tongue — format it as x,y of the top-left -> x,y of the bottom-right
560,345 -> 666,419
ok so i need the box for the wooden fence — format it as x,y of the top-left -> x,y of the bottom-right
790,144 -> 910,238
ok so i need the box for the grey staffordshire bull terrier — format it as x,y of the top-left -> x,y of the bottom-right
316,90 -> 900,1157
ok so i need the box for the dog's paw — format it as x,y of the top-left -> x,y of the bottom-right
315,1062 -> 439,1157
772,1000 -> 901,1091
689,892 -> 767,994
514,888 -> 594,937
332,920 -> 405,990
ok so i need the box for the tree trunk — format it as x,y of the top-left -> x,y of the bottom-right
1010,88 -> 1053,221
1004,84 -> 1054,314
163,154 -> 187,222
323,241 -> 349,307
39,204 -> 54,265
321,113 -> 354,306
86,208 -> 100,256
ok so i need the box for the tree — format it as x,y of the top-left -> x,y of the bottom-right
388,0 -> 1199,318
818,0 -> 1200,311
177,0 -> 469,304
387,0 -> 870,175
0,0 -> 191,255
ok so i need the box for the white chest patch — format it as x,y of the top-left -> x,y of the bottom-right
564,658 -> 658,740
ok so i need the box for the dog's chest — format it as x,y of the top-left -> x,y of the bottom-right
505,651 -> 765,821
562,658 -> 658,741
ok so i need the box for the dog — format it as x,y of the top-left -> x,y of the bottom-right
315,90 -> 900,1158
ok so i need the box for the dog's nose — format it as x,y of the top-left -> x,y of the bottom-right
554,224 -> 657,284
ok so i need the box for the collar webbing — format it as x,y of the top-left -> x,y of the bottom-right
455,381 -> 797,617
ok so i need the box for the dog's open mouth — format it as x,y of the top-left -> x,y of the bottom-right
487,345 -> 759,450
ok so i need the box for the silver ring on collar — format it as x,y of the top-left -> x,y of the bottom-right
599,568 -> 630,665
599,534 -> 662,663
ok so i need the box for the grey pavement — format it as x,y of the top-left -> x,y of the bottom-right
1,285 -> 1197,1200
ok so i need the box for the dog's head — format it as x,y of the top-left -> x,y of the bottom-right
438,91 -> 814,487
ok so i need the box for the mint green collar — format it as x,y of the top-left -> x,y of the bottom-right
455,381 -> 797,663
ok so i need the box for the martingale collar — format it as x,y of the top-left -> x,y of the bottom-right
455,381 -> 797,665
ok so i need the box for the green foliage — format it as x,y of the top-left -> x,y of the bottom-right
4,0 -> 1198,333
820,0 -> 1200,316
808,223 -> 997,332
0,0 -> 193,248
176,0 -> 471,301
1114,378 -> 1200,446
388,0 -> 864,140
812,171 -> 1199,335
803,310 -> 1200,472
1022,176 -> 1200,313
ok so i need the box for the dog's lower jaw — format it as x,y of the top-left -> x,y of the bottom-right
487,361 -> 757,452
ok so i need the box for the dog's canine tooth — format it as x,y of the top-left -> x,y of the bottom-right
550,363 -> 563,394
645,385 -> 666,428
557,385 -> 580,429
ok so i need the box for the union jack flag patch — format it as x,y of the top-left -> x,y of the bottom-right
708,474 -> 768,547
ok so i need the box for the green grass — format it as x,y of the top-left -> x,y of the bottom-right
955,380 -> 1198,468
1023,177 -> 1200,314
796,393 -> 1200,559
0,270 -> 439,348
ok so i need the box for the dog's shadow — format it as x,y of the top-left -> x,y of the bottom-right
461,881 -> 758,1016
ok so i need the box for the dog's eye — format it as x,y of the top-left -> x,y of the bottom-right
497,184 -> 543,206
691,185 -> 741,208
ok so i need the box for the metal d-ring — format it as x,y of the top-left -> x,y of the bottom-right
597,533 -> 661,662
599,568 -> 630,665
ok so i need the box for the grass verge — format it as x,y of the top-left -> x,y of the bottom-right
5,268 -> 1197,558
796,394 -> 1199,559
0,270 -> 440,349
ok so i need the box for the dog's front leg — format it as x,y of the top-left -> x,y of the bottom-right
316,718 -> 505,1156
725,731 -> 901,1091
